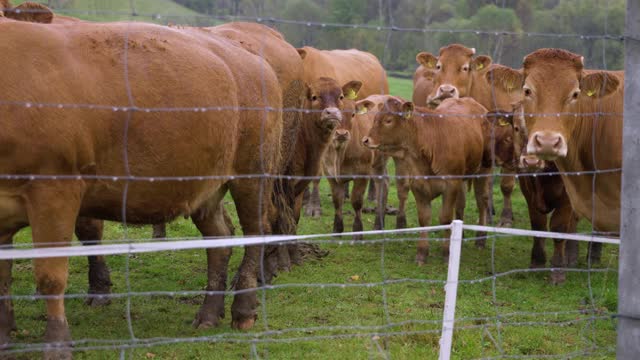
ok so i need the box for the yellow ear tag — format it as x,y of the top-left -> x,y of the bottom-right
356,106 -> 368,115
346,89 -> 358,100
427,61 -> 434,68
476,63 -> 484,70
403,111 -> 412,119
586,89 -> 596,97
498,118 -> 510,127
505,81 -> 514,91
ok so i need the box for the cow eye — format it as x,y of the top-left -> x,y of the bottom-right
311,95 -> 318,101
462,65 -> 469,72
514,125 -> 520,132
339,95 -> 345,100
436,64 -> 442,70
524,88 -> 532,97
571,90 -> 580,100
384,118 -> 393,125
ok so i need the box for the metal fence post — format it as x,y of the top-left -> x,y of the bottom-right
439,220 -> 463,360
618,1 -> 640,358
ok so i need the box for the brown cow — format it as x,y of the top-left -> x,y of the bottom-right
488,108 -> 579,284
0,18 -> 291,356
416,44 -> 522,228
512,48 -> 623,234
297,46 -> 390,222
321,94 -> 390,239
363,97 -> 489,264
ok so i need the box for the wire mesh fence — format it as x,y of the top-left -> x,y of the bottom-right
0,0 -> 631,359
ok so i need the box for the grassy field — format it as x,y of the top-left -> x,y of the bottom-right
6,73 -> 619,360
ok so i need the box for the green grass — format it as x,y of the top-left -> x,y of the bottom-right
15,0 -> 214,24
5,80 -> 618,359
388,76 -> 413,100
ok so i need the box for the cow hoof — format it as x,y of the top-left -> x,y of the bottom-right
415,253 -> 427,266
231,317 -> 256,330
475,239 -> 486,249
84,295 -> 111,307
529,262 -> 546,269
352,234 -> 364,241
396,216 -> 407,230
550,271 -> 566,285
192,311 -> 222,330
497,219 -> 513,228
385,206 -> 399,216
43,318 -> 72,360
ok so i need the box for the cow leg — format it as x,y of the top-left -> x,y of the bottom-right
152,223 -> 167,239
413,189 -> 432,266
351,178 -> 367,240
229,180 -> 272,330
0,232 -> 17,351
25,180 -> 86,360
366,178 -> 376,202
75,218 -> 112,307
549,208 -> 569,285
440,180 -> 462,259
328,178 -> 345,235
373,155 -> 389,231
192,196 -> 232,330
455,183 -> 466,221
304,179 -> 322,218
528,211 -> 548,268
587,242 -> 603,266
343,181 -> 350,200
473,173 -> 490,249
497,172 -> 515,227
395,178 -> 410,229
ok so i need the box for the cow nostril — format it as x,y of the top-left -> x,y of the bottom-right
553,136 -> 562,149
534,134 -> 542,148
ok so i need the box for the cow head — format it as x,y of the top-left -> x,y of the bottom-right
482,110 -> 516,169
1,1 -> 54,23
418,44 -> 492,107
304,77 -> 362,136
362,97 -> 413,154
519,48 -> 620,161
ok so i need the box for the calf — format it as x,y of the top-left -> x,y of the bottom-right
363,97 -> 489,264
322,95 -> 390,239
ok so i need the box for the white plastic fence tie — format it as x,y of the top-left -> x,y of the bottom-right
439,220 -> 464,360
0,225 -> 452,260
462,224 -> 619,245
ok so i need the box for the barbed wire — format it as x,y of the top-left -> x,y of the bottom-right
0,0 -> 625,358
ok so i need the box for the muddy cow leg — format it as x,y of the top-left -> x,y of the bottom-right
343,181 -> 350,200
152,223 -> 167,239
75,217 -> 112,307
527,209 -> 548,269
498,172 -> 515,227
351,178 -> 367,240
328,178 -> 345,235
548,202 -> 578,284
24,180 -> 86,360
0,232 -> 17,352
473,172 -> 490,249
396,177 -> 410,229
413,184 -> 432,266
228,179 -> 273,330
192,193 -> 232,330
440,180 -> 462,259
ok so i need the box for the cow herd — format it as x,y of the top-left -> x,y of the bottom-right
0,2 -> 624,359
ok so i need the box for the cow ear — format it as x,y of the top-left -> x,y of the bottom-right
342,80 -> 363,100
486,66 -> 523,93
296,48 -> 307,60
416,52 -> 437,69
6,2 -> 53,23
472,55 -> 492,72
581,71 -> 620,98
355,100 -> 375,115
401,102 -> 414,119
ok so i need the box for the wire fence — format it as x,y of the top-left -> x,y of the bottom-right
0,0 -> 631,359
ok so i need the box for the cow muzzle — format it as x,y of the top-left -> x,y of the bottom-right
427,84 -> 459,107
362,136 -> 378,150
527,131 -> 567,160
335,129 -> 351,143
321,107 -> 342,130
519,154 -> 546,171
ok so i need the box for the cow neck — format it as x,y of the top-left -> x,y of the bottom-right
299,113 -> 335,177
407,109 -> 448,175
